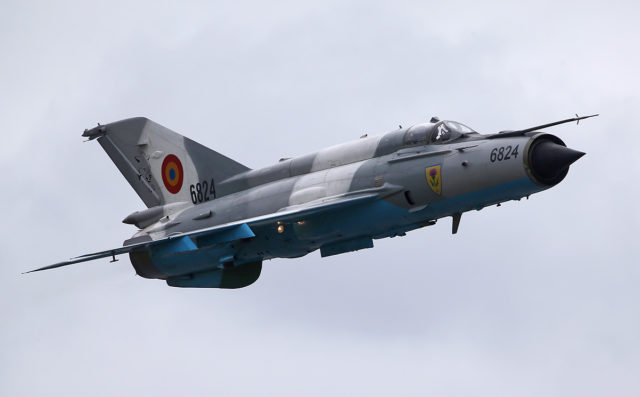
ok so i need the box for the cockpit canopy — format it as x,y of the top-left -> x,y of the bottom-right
403,120 -> 475,146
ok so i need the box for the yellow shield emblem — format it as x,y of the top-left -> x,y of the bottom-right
426,165 -> 442,195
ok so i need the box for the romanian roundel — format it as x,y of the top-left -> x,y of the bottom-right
161,154 -> 184,194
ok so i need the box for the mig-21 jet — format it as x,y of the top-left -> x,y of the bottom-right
27,114 -> 594,288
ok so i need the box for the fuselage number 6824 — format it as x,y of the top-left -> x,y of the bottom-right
490,145 -> 519,163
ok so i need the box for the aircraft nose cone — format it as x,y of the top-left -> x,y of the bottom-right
529,139 -> 585,185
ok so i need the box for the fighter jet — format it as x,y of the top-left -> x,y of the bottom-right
27,114 -> 594,288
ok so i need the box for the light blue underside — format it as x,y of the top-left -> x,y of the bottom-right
318,177 -> 545,239
150,224 -> 255,275
150,177 -> 544,277
416,177 -> 544,219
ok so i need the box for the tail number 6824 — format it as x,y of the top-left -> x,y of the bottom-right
189,179 -> 216,204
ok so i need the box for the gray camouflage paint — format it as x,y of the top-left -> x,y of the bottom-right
77,117 -> 576,288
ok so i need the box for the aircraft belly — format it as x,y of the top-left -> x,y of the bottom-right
410,177 -> 544,217
282,200 -> 409,249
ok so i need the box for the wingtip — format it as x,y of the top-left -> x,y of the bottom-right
23,266 -> 49,274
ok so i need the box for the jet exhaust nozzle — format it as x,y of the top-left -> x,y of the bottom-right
527,136 -> 585,186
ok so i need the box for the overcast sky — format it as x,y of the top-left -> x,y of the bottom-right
2,0 -> 639,396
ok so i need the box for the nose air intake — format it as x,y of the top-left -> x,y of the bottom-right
527,136 -> 585,186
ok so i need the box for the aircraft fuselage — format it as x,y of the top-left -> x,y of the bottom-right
126,124 -> 577,283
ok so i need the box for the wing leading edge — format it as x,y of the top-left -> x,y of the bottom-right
25,192 -> 381,274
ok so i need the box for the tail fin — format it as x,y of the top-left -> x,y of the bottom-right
83,117 -> 250,208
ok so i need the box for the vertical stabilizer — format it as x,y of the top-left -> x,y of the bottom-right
83,117 -> 250,207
